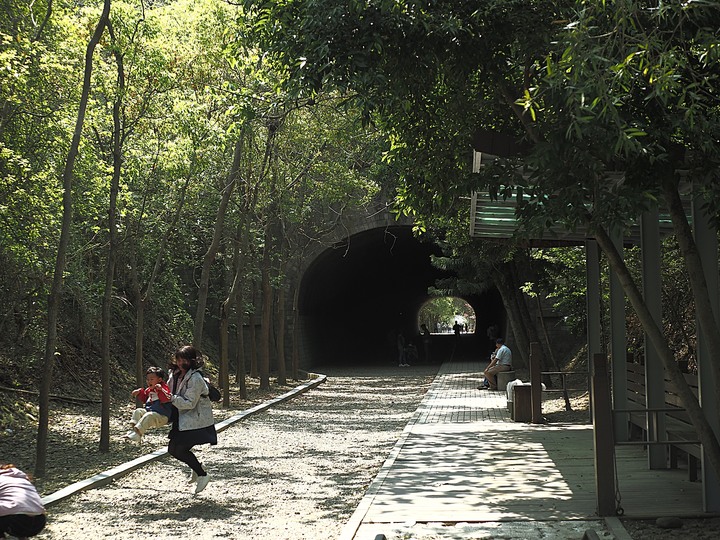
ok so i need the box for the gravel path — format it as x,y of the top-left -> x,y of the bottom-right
9,362 -> 720,540
36,365 -> 439,540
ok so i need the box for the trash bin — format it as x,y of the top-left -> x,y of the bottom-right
512,384 -> 532,422
506,379 -> 523,414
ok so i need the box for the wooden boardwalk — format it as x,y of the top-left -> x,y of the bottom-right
342,360 -> 704,539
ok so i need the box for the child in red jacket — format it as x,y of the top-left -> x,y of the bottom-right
125,366 -> 172,443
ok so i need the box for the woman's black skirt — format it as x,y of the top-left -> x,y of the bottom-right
168,422 -> 217,446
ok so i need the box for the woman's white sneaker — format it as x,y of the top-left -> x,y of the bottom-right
194,473 -> 210,494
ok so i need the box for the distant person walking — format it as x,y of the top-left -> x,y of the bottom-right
404,341 -> 418,366
397,333 -> 409,367
486,323 -> 500,342
479,338 -> 513,391
453,320 -> 462,336
420,324 -> 432,363
164,345 -> 217,494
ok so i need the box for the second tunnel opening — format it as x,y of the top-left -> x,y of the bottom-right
298,226 -> 505,367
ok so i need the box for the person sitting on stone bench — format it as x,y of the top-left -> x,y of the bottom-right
478,338 -> 513,391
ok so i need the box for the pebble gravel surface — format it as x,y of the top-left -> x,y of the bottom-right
35,364 -> 439,540
7,361 -> 720,540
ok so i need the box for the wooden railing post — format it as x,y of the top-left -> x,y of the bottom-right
530,342 -> 543,424
592,352 -> 616,516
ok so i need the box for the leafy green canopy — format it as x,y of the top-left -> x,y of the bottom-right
242,0 -> 566,222
244,0 -> 720,237
515,0 -> 720,236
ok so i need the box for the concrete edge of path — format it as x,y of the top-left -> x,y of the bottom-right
41,373 -> 327,508
604,516 -> 633,540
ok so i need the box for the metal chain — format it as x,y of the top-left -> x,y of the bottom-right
613,445 -> 625,516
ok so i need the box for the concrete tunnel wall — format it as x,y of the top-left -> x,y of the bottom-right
297,226 -> 505,367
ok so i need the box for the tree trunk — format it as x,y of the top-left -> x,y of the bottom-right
662,177 -> 720,431
219,301 -> 230,408
259,221 -> 273,391
234,297 -> 247,398
274,231 -> 289,385
248,281 -> 258,378
491,264 -> 530,367
128,243 -> 146,404
219,216 -> 250,405
291,278 -> 300,380
509,258 -> 554,374
193,139 -> 242,348
99,20 -> 124,453
100,225 -> 117,453
233,223 -> 249,387
35,0 -> 111,478
131,173 -> 192,388
276,273 -> 287,386
593,222 -> 720,482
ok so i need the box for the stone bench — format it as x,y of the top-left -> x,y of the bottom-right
497,370 -> 516,392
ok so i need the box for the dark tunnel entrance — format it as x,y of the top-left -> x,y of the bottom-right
298,226 -> 505,366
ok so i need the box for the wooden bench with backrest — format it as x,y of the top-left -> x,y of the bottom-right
624,362 -> 701,481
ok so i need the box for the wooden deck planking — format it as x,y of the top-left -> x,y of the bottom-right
344,361 -> 706,539
363,419 -> 703,524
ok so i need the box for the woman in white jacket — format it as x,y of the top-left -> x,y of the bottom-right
164,345 -> 217,494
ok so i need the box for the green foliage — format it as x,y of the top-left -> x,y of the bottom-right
0,0 -> 387,386
531,247 -> 589,335
10,0 -> 707,412
0,0 -> 81,348
532,239 -> 698,367
241,1 -> 720,382
244,0 -> 720,244
509,0 -> 720,233
242,0 -> 565,220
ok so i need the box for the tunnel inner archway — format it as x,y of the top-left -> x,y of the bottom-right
418,296 -> 477,334
298,226 -> 505,366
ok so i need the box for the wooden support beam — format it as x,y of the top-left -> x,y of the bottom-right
592,352 -> 616,517
609,229 -> 629,442
693,188 -> 720,511
641,207 -> 667,469
586,240 -> 602,421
